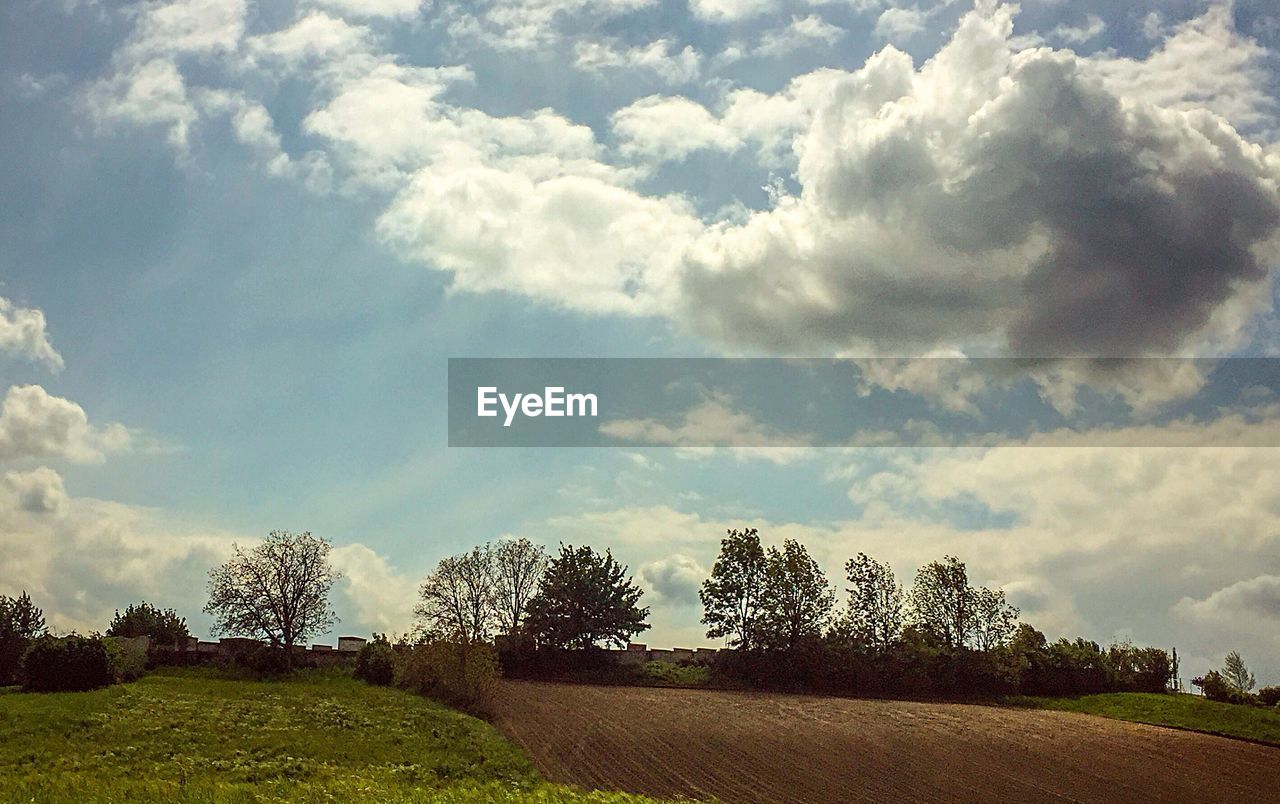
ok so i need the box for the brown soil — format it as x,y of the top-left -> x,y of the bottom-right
491,680 -> 1280,803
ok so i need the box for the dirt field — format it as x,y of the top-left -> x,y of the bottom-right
491,681 -> 1280,803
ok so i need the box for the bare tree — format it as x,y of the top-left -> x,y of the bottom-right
492,538 -> 548,635
416,545 -> 498,642
204,530 -> 340,666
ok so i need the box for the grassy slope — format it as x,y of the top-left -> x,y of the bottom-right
0,668 -> 667,802
1011,692 -> 1280,747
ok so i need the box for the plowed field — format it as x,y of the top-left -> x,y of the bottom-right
491,680 -> 1280,803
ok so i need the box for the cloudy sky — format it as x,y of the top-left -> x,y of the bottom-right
3,0 -> 1280,684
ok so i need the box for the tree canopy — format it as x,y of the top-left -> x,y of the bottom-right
0,592 -> 46,684
524,544 -> 649,649
838,552 -> 903,651
756,539 -> 834,652
700,528 -> 767,649
107,601 -> 190,646
204,530 -> 340,664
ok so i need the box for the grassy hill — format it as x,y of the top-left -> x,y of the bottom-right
0,668 -> 667,802
1010,692 -> 1280,746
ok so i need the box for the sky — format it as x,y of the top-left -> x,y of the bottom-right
3,0 -> 1280,686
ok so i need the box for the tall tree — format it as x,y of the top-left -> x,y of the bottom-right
107,602 -> 190,646
416,544 -> 498,642
839,552 -> 903,650
0,592 -> 46,684
756,539 -> 834,652
492,538 -> 549,635
524,544 -> 650,649
970,586 -> 1019,651
700,528 -> 767,649
204,530 -> 340,666
908,555 -> 975,648
1221,650 -> 1256,693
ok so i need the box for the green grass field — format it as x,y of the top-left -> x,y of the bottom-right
0,668 -> 668,802
1010,692 -> 1280,747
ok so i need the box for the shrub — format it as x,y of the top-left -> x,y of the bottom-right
107,602 -> 189,647
642,661 -> 710,687
1193,670 -> 1258,705
1257,685 -> 1280,707
21,634 -> 114,692
104,637 -> 147,682
395,639 -> 499,714
0,592 -> 46,686
218,640 -> 292,678
354,634 -> 396,686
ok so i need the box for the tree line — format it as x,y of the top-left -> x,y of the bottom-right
409,527 -> 1180,698
3,527 -> 1275,706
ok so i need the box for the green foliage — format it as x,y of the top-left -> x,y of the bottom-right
1193,670 -> 1257,705
756,539 -> 834,653
1221,650 -> 1256,694
104,638 -> 147,683
641,661 -> 710,687
1014,692 -> 1280,747
21,634 -> 114,692
107,602 -> 189,646
699,527 -> 767,649
355,633 -> 396,686
395,640 -> 501,715
836,552 -> 902,651
0,592 -> 46,685
524,544 -> 650,650
970,587 -> 1019,651
0,669 -> 669,801
1258,686 -> 1280,707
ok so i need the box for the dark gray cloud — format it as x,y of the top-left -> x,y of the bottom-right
679,5 -> 1280,357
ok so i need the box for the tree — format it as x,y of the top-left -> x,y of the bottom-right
838,552 -> 903,650
908,556 -> 975,648
416,545 -> 498,642
756,539 -> 834,653
492,538 -> 549,635
1222,650 -> 1256,694
700,528 -> 767,649
970,587 -> 1019,651
204,530 -> 340,666
524,544 -> 649,649
0,592 -> 46,684
107,602 -> 190,646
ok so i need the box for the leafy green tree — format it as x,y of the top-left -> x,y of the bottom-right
524,544 -> 650,649
837,552 -> 903,650
908,555 -> 975,648
354,633 -> 396,686
0,592 -> 46,684
204,530 -> 341,667
107,602 -> 190,646
1222,650 -> 1256,694
970,586 -> 1019,651
700,528 -> 767,649
756,539 -> 834,653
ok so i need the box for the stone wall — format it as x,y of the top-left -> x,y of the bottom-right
151,636 -> 370,666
